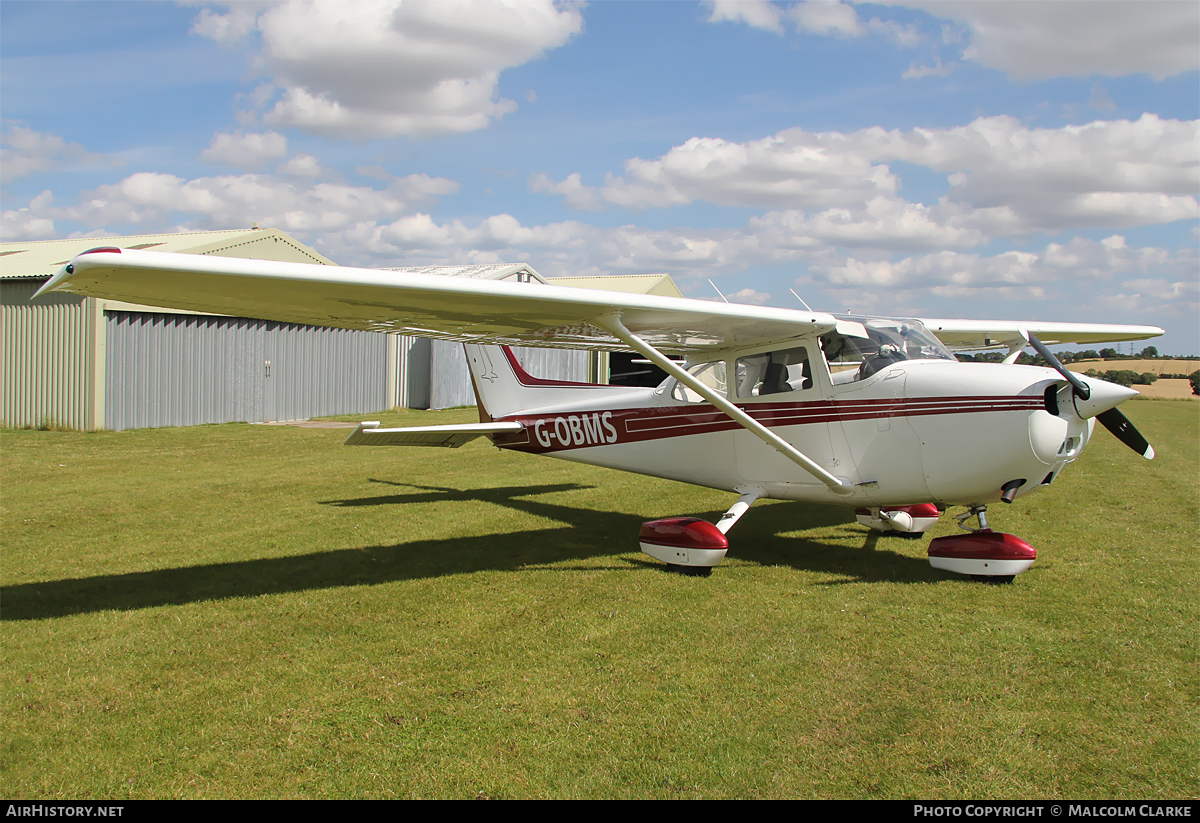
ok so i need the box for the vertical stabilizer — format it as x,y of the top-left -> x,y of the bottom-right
463,344 -> 643,419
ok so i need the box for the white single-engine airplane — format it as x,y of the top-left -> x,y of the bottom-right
38,247 -> 1163,581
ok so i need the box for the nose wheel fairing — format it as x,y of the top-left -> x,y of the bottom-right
928,530 -> 1036,580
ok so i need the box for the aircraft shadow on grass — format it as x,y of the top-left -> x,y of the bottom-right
2,481 -> 945,621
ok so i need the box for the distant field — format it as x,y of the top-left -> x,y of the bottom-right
2,401 -> 1196,799
1068,359 -> 1199,376
1132,379 -> 1197,400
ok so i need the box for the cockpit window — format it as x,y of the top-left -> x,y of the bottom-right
736,346 -> 812,399
821,316 -> 955,385
670,360 -> 727,403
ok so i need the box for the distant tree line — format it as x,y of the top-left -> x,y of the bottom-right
1080,369 -> 1159,387
955,347 -> 1199,394
955,345 -> 1198,365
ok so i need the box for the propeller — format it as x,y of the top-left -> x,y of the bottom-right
1024,331 -> 1155,460
1096,408 -> 1155,459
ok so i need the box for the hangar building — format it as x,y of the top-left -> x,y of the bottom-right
1,229 -> 682,430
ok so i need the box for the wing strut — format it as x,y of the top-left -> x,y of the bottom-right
595,314 -> 854,495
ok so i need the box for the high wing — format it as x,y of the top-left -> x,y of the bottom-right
922,318 -> 1164,351
36,248 -> 836,355
38,248 -> 1163,355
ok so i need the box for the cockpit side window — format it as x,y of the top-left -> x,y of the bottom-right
736,346 -> 813,400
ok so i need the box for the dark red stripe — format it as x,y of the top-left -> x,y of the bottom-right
493,395 -> 1046,454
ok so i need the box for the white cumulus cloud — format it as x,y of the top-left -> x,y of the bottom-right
192,0 -> 583,139
1088,276 -> 1200,318
199,131 -> 289,169
0,125 -> 122,185
708,0 -> 930,50
704,0 -> 784,34
1,190 -> 57,240
190,6 -> 260,43
53,168 -> 459,234
276,154 -> 321,177
533,132 -> 899,212
727,287 -> 773,305
533,115 -> 1200,240
887,0 -> 1200,80
790,1 -> 864,38
808,236 -> 1199,305
708,1 -> 1198,80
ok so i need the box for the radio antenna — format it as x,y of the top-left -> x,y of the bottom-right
709,279 -> 730,303
789,288 -> 813,311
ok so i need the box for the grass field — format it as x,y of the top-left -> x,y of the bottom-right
2,400 -> 1196,799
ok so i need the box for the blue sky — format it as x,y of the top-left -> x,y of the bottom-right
3,1 -> 1197,353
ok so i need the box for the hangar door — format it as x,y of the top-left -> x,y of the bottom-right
104,311 -> 387,430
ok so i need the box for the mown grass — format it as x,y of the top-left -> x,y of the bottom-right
2,401 -> 1196,799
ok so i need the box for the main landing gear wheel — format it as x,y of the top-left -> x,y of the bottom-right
640,517 -> 728,576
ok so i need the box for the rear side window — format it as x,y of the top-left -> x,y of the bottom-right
736,346 -> 812,399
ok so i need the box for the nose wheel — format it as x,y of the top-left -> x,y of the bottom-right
928,505 -> 1037,582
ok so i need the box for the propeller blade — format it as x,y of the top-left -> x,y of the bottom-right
1096,408 -> 1155,459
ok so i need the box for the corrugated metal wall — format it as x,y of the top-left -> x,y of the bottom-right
4,278 -> 596,427
1,280 -> 94,429
514,346 -> 592,384
391,335 -> 430,410
427,340 -> 589,410
105,312 -> 387,430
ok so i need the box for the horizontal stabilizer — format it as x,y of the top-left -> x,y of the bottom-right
344,420 -> 524,448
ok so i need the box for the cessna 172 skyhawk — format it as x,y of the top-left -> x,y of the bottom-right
38,247 -> 1163,581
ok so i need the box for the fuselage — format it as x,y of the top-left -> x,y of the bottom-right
488,354 -> 1092,509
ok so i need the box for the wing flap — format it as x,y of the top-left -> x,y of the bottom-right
344,420 -> 525,448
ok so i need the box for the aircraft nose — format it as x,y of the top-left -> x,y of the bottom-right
1071,375 -> 1139,419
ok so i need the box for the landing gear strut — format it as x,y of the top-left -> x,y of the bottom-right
955,504 -> 990,532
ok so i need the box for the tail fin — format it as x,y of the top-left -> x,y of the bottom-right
464,344 -> 633,419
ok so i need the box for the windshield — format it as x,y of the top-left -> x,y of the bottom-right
820,316 -> 955,383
